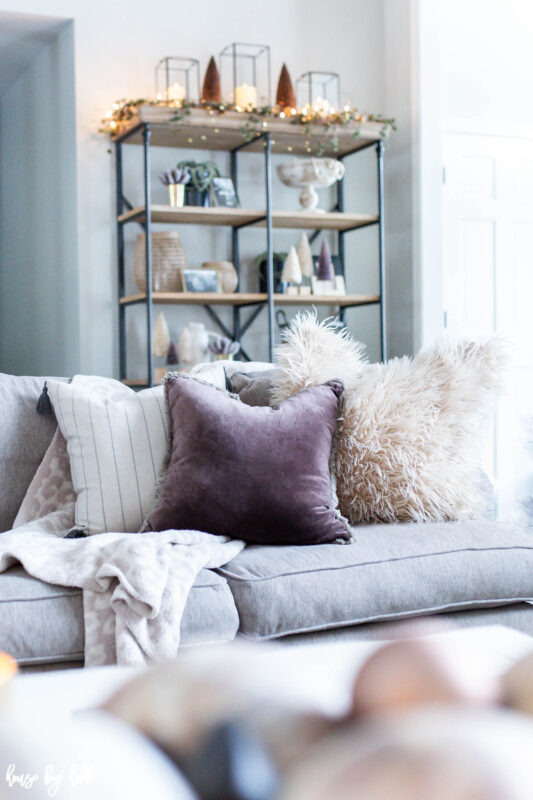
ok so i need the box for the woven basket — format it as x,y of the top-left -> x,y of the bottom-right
133,231 -> 187,292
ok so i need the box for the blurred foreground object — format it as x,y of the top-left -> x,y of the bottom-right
351,638 -> 498,715
280,708 -> 533,800
0,711 -> 196,800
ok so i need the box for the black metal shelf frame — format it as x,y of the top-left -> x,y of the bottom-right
115,122 -> 387,386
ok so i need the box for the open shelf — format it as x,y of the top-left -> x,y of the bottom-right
114,107 -> 390,157
120,291 -> 380,307
118,205 -> 378,232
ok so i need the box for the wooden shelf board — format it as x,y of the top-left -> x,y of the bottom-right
121,292 -> 380,307
113,107 -> 390,157
118,205 -> 378,231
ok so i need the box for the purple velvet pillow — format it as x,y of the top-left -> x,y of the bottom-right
146,375 -> 351,545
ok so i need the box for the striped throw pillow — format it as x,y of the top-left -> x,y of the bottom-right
47,376 -> 169,534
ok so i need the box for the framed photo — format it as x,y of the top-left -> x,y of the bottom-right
210,177 -> 241,208
179,268 -> 220,293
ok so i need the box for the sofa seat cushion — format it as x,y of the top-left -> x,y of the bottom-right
0,567 -> 239,666
218,520 -> 533,639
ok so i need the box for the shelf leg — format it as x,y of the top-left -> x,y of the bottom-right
376,140 -> 387,362
143,124 -> 154,387
337,158 -> 346,323
230,148 -> 241,352
264,133 -> 274,361
116,140 -> 127,380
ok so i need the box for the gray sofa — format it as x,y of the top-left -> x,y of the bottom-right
1,373 -> 532,669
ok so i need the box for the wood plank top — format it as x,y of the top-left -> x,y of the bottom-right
120,292 -> 380,307
113,107 -> 390,157
118,205 -> 378,231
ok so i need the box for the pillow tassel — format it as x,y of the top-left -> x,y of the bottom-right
36,382 -> 53,415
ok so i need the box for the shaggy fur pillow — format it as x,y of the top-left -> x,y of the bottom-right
271,313 -> 507,524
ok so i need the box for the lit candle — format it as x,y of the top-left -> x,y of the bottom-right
166,82 -> 186,102
234,83 -> 258,109
311,96 -> 331,116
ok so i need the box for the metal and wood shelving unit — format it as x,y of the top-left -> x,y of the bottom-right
114,107 -> 388,387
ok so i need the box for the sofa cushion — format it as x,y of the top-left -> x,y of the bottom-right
0,374 -> 65,532
146,375 -> 351,545
218,519 -> 533,639
0,567 -> 239,666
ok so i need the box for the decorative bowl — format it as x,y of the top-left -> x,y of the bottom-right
277,157 -> 345,211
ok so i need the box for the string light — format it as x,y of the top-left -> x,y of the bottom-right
100,96 -> 395,153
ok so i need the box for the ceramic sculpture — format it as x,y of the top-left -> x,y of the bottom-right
277,157 -> 345,212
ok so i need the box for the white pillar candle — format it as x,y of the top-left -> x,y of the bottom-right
167,82 -> 186,102
234,83 -> 258,109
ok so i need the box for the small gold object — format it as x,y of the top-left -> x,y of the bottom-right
167,184 -> 185,207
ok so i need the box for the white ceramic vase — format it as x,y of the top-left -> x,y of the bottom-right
178,322 -> 209,368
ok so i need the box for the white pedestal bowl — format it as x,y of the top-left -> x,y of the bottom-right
277,157 -> 345,212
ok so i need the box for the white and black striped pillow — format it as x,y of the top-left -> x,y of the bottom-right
47,376 -> 169,534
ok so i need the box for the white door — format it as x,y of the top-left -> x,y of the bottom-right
442,130 -> 533,519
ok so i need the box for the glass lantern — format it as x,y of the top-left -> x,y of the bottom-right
219,43 -> 271,110
296,71 -> 340,115
155,57 -> 200,104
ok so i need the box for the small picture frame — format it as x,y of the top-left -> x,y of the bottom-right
179,268 -> 220,293
210,177 -> 241,208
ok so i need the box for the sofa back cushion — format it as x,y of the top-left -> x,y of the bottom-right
0,374 -> 65,532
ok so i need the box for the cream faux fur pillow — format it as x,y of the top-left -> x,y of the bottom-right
271,313 -> 507,524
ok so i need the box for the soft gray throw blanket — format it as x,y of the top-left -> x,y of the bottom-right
0,506 -> 244,666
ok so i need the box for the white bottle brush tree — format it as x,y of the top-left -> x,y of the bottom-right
281,246 -> 302,290
296,233 -> 314,279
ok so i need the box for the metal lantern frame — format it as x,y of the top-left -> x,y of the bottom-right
296,71 -> 341,111
155,57 -> 201,103
219,43 -> 272,108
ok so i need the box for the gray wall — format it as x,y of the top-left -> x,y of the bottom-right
0,15 -> 79,376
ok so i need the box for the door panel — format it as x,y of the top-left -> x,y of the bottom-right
442,131 -> 533,519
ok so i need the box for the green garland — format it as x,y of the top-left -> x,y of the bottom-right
101,98 -> 396,155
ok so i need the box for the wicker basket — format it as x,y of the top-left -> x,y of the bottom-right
133,231 -> 187,292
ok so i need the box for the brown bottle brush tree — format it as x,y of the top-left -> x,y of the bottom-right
201,56 -> 222,103
276,63 -> 297,109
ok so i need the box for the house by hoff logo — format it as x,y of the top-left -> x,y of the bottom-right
5,763 -> 94,795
